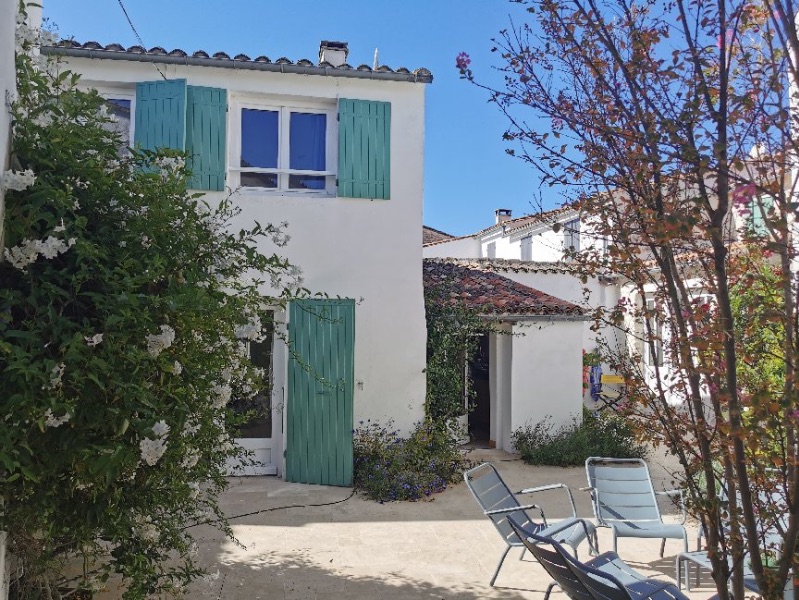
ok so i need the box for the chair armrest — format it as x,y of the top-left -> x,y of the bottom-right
518,482 -> 578,518
484,503 -> 541,517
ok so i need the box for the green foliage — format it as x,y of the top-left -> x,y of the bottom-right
730,256 -> 785,404
352,420 -> 471,502
424,285 -> 487,421
583,349 -> 601,366
511,409 -> 648,467
0,22 -> 298,598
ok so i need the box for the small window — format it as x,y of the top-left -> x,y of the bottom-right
564,218 -> 581,252
644,298 -> 663,367
235,103 -> 335,193
486,241 -> 496,259
102,97 -> 134,154
520,235 -> 532,261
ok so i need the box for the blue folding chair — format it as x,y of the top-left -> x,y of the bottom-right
464,462 -> 597,586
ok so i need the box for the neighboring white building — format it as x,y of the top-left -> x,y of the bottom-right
425,208 -> 621,350
423,258 -> 586,452
45,38 -> 432,484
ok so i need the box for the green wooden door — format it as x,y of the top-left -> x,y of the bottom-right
286,299 -> 355,485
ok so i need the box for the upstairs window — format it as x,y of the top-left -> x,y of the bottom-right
644,298 -> 664,367
520,235 -> 532,261
234,103 -> 335,193
564,218 -> 581,252
104,98 -> 133,151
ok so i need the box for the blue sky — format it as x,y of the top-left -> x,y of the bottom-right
43,0 -> 559,236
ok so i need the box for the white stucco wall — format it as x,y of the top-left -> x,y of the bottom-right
508,319 -> 583,449
59,57 -> 428,437
422,235 -> 480,258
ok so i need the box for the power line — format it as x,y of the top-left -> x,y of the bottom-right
116,0 -> 167,80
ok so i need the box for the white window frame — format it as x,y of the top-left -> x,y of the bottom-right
82,83 -> 136,150
229,95 -> 337,195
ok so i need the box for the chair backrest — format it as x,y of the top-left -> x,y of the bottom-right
586,457 -> 662,527
507,516 -> 631,600
464,462 -> 537,546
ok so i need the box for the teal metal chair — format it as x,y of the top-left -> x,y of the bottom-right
584,457 -> 688,558
464,462 -> 597,586
507,516 -> 690,600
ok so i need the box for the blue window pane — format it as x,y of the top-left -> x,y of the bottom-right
241,109 -> 278,169
290,112 -> 326,172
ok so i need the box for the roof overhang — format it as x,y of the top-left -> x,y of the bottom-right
42,46 -> 434,84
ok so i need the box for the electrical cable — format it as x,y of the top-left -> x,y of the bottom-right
53,489 -> 358,589
115,0 -> 167,80
180,488 -> 357,530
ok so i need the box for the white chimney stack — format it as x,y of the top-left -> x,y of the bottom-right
25,1 -> 43,31
495,208 -> 512,225
319,41 -> 348,67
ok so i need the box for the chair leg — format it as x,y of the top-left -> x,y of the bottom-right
660,538 -> 666,558
613,531 -> 618,554
519,548 -> 526,561
588,531 -> 599,556
544,581 -> 558,600
490,546 -> 512,587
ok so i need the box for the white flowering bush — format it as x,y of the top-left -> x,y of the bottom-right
0,14 -> 301,599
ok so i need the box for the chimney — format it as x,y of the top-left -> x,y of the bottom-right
319,41 -> 349,67
25,1 -> 43,31
495,208 -> 512,225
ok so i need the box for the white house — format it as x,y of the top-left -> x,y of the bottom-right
423,258 -> 586,451
424,208 -> 625,446
45,38 -> 432,485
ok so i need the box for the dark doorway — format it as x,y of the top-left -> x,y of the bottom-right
468,334 -> 491,445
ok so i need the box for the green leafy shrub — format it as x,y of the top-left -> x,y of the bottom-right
0,17 -> 300,599
512,409 -> 648,466
353,420 -> 471,501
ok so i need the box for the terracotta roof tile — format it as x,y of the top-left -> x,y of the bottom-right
423,259 -> 583,317
441,257 -> 584,275
475,205 -> 577,237
422,225 -> 455,245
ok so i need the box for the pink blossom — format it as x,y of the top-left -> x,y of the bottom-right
717,29 -> 735,49
732,183 -> 756,208
455,52 -> 471,71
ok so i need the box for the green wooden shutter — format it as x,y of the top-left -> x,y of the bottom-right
338,99 -> 391,200
286,299 -> 355,486
749,195 -> 773,236
134,79 -> 187,151
186,86 -> 227,191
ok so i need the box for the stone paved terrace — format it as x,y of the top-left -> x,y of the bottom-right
98,448 -> 725,599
